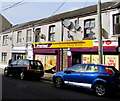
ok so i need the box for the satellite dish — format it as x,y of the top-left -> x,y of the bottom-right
62,19 -> 75,31
62,19 -> 71,27
69,22 -> 74,31
75,24 -> 81,31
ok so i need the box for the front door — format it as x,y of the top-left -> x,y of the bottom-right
72,53 -> 81,65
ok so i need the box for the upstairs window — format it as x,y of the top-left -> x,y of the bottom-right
1,52 -> 7,61
3,35 -> 8,45
26,29 -> 32,42
113,13 -> 120,35
35,28 -> 41,42
17,31 -> 22,43
49,25 -> 55,42
84,19 -> 95,39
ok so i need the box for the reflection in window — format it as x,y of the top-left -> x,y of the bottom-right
68,65 -> 86,72
86,66 -> 99,72
84,19 -> 95,39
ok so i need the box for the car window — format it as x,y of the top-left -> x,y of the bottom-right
11,60 -> 18,65
85,65 -> 99,72
30,60 -> 43,69
17,60 -> 24,66
22,60 -> 29,66
68,65 -> 86,72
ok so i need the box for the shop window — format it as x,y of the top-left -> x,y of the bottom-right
49,25 -> 55,42
17,31 -> 22,43
35,55 -> 56,74
35,28 -> 41,42
3,35 -> 8,45
113,13 -> 120,35
1,52 -> 7,61
84,19 -> 96,39
26,29 -> 32,42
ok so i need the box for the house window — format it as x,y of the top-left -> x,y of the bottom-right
35,28 -> 41,42
1,52 -> 7,61
113,13 -> 120,35
84,19 -> 95,39
49,25 -> 55,42
3,35 -> 8,45
17,31 -> 22,43
26,29 -> 32,42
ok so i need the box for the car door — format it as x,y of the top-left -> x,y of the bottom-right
9,60 -> 19,74
63,64 -> 87,86
83,65 -> 100,87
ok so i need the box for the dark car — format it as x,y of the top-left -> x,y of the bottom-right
4,59 -> 44,80
53,64 -> 120,96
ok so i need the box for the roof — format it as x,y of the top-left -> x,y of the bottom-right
1,1 -> 120,34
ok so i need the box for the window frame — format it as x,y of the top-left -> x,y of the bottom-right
26,29 -> 32,42
48,25 -> 55,42
2,35 -> 8,46
17,31 -> 22,43
84,19 -> 95,39
35,28 -> 41,42
113,13 -> 120,35
1,52 -> 7,61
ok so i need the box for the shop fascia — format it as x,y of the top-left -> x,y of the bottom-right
33,39 -> 118,49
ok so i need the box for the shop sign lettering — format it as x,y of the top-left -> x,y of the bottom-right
34,40 -> 93,48
93,39 -> 118,47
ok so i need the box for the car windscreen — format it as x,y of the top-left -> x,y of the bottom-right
30,60 -> 43,69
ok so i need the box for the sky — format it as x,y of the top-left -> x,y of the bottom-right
0,0 -> 113,25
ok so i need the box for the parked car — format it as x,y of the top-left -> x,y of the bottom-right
53,64 -> 120,96
4,59 -> 44,80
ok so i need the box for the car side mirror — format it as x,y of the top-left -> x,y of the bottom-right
9,64 -> 13,66
64,70 -> 72,74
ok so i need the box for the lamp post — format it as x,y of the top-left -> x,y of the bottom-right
97,0 -> 103,64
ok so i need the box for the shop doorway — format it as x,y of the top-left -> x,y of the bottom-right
12,53 -> 26,61
72,53 -> 81,65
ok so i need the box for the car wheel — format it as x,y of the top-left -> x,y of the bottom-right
20,72 -> 25,80
4,69 -> 9,76
94,83 -> 106,96
54,77 -> 64,88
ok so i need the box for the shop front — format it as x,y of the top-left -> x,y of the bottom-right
68,39 -> 120,71
12,47 -> 27,61
33,39 -> 120,73
33,40 -> 93,74
33,47 -> 60,74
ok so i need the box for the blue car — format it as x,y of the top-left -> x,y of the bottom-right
53,64 -> 120,96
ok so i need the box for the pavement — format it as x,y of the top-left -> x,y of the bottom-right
0,63 -> 53,82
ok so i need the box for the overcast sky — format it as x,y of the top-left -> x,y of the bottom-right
0,0 -> 112,25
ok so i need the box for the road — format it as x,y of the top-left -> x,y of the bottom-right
1,69 -> 120,101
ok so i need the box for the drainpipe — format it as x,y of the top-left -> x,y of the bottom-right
61,19 -> 64,71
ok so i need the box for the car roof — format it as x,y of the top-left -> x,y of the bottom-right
15,59 -> 39,61
76,63 -> 109,67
